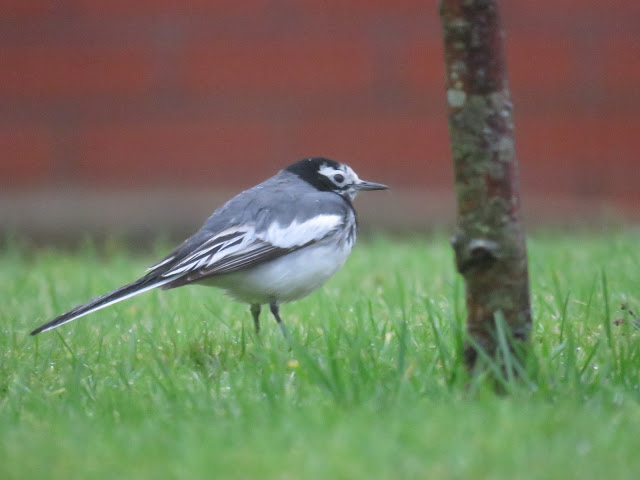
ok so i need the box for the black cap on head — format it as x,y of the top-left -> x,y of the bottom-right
284,157 -> 342,191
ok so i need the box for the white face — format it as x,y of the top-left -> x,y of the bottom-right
317,163 -> 362,199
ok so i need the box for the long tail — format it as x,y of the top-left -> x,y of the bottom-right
30,275 -> 176,336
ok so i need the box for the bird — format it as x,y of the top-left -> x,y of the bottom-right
30,157 -> 388,337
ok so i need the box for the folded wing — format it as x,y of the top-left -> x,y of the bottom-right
158,213 -> 345,288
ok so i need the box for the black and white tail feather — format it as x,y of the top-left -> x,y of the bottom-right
29,275 -> 175,335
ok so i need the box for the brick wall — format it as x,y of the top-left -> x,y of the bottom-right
1,1 -> 639,221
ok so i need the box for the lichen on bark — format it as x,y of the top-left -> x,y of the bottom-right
439,0 -> 532,370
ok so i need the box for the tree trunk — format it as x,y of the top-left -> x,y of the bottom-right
439,0 -> 532,371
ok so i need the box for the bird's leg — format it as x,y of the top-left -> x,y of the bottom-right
250,304 -> 261,334
269,301 -> 289,339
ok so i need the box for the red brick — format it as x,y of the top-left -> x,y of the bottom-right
506,35 -> 576,93
284,115 -> 452,188
516,114 -> 598,161
515,113 -> 639,196
503,0 -> 640,19
0,0 -> 57,18
400,36 -> 446,95
597,115 -> 640,195
178,40 -> 374,95
77,121 -> 276,187
601,35 -> 640,92
0,46 -> 154,99
301,0 -> 433,15
73,0 -> 272,15
517,113 -> 639,163
0,128 -> 55,186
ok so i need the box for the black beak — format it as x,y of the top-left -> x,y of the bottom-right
355,180 -> 389,191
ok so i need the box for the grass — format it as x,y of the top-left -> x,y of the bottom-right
1,230 -> 640,479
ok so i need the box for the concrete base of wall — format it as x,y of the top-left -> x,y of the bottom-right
1,188 -> 636,246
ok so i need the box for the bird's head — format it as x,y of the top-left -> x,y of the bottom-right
285,157 -> 388,200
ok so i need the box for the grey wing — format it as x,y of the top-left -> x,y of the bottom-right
147,187 -> 350,289
156,226 -> 300,289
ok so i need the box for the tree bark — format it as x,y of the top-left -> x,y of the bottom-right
439,0 -> 531,370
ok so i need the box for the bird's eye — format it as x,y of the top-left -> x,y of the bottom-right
334,174 -> 345,184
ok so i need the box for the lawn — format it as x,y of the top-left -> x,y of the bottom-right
1,231 -> 639,479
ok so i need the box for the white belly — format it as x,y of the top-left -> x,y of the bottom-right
202,241 -> 353,304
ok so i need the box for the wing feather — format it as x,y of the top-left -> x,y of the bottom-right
161,214 -> 344,289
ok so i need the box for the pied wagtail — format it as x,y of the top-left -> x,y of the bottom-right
30,157 -> 388,337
